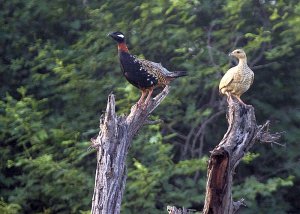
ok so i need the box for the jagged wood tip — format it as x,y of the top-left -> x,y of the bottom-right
148,85 -> 170,114
104,93 -> 116,123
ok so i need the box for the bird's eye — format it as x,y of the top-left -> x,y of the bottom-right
236,51 -> 240,54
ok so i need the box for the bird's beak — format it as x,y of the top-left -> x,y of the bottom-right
228,52 -> 233,56
107,32 -> 113,37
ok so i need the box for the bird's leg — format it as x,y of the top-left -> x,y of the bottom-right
226,92 -> 233,103
137,90 -> 147,107
143,88 -> 154,109
236,96 -> 247,106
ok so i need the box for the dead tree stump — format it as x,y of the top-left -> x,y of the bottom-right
90,86 -> 170,214
202,97 -> 281,214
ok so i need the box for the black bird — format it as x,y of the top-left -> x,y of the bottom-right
108,31 -> 187,106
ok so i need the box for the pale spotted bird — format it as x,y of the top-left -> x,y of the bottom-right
108,31 -> 187,106
219,49 -> 254,105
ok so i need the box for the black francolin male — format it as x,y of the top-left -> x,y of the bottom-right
108,31 -> 187,106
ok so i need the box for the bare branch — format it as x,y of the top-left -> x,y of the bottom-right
167,124 -> 187,141
233,198 -> 246,212
256,120 -> 284,146
249,43 -> 267,68
232,35 -> 243,49
191,110 -> 226,157
252,62 -> 275,70
144,119 -> 163,125
206,23 -> 217,67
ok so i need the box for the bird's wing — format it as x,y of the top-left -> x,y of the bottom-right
138,59 -> 172,77
219,67 -> 236,91
119,53 -> 158,88
124,71 -> 158,89
249,68 -> 254,86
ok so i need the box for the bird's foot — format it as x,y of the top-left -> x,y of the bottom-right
136,101 -> 143,108
226,93 -> 233,103
142,99 -> 153,110
236,97 -> 248,106
135,100 -> 147,110
136,102 -> 146,111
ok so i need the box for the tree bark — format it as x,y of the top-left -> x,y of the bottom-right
90,86 -> 170,214
202,97 -> 281,214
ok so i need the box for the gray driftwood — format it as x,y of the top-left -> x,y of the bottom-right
202,97 -> 281,214
91,86 -> 170,214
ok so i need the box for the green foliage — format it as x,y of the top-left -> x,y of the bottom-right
242,152 -> 260,164
234,176 -> 294,213
123,128 -> 208,213
1,0 -> 299,213
0,88 -> 93,213
0,200 -> 21,214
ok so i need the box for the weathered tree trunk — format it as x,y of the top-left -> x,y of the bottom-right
91,86 -> 170,214
202,97 -> 281,214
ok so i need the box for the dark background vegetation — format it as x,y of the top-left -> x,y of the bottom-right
0,0 -> 299,213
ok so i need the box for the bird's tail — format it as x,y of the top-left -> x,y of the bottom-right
169,71 -> 188,78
